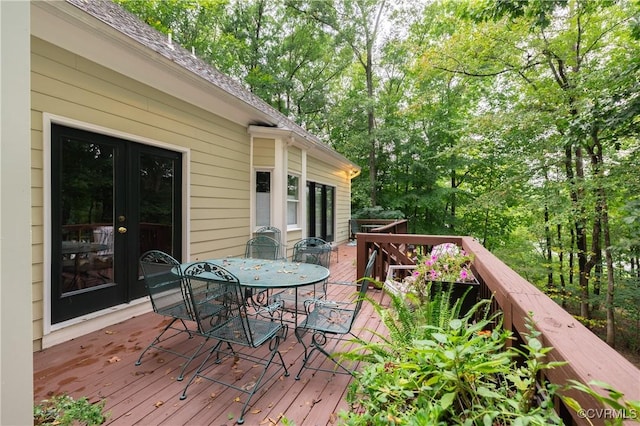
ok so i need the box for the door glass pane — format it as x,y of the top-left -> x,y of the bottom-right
326,187 -> 335,241
60,140 -> 115,295
256,171 -> 271,226
139,153 -> 175,256
315,186 -> 323,234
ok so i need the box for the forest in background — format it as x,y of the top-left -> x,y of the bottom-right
115,0 -> 640,356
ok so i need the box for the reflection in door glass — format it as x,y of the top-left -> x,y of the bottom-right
60,140 -> 115,295
139,153 -> 174,256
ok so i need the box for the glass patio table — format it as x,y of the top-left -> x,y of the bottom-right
179,257 -> 330,325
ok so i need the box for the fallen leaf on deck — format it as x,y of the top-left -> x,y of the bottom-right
107,356 -> 121,363
234,396 -> 241,402
154,401 -> 164,407
209,392 -> 217,399
250,408 -> 261,414
329,413 -> 337,424
105,330 -> 115,335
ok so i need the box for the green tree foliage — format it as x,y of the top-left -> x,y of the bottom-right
118,0 -> 640,351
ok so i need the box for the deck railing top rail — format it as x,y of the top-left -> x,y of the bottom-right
356,233 -> 640,426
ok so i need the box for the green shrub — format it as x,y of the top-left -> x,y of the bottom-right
34,394 -> 108,426
338,287 -> 640,425
352,206 -> 404,219
339,291 -> 565,425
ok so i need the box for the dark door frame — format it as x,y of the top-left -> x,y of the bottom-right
50,123 -> 183,324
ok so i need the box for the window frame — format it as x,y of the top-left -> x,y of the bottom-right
255,169 -> 272,228
287,173 -> 301,229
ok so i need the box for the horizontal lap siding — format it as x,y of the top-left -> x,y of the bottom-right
253,138 -> 275,167
30,37 -> 251,349
288,146 -> 302,174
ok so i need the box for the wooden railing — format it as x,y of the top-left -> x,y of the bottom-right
348,218 -> 407,239
356,233 -> 640,426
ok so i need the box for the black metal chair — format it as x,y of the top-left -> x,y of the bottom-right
244,234 -> 281,260
136,250 -> 216,381
179,261 -> 289,425
243,234 -> 283,304
294,250 -> 378,380
277,238 -> 331,312
292,237 -> 331,267
255,226 -> 283,258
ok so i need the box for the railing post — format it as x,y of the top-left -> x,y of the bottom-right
356,236 -> 368,281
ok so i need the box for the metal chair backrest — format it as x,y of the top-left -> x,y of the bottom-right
353,249 -> 378,318
139,250 -> 192,321
245,235 -> 280,260
256,226 -> 283,258
256,225 -> 281,245
182,261 -> 240,335
182,261 -> 282,348
292,237 -> 331,267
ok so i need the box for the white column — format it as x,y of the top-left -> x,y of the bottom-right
273,137 -> 287,237
0,1 -> 34,425
301,150 -> 308,237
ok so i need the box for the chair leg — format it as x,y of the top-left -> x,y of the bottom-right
135,318 -> 191,367
237,339 -> 289,424
181,336 -> 289,425
294,328 -> 354,380
175,335 -> 209,381
179,340 -> 224,400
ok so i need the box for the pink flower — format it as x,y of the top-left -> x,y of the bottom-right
460,269 -> 468,280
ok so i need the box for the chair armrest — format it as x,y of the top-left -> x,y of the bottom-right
303,298 -> 351,315
254,299 -> 285,321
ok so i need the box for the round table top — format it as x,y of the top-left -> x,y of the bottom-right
183,257 -> 330,289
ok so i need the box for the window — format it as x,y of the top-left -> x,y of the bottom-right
287,174 -> 300,227
256,171 -> 271,227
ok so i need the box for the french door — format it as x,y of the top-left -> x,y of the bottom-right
307,182 -> 335,242
51,124 -> 182,324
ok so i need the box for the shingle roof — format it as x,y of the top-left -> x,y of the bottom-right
65,0 -> 345,159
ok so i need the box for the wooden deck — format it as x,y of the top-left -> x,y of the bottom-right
33,242 -> 384,426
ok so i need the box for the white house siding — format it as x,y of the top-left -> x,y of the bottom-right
30,37 -> 251,350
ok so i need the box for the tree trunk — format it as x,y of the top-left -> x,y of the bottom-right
544,205 -> 553,288
367,39 -> 375,205
587,129 -> 615,346
557,223 -> 566,307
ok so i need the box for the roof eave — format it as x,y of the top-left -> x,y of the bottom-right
31,1 -> 277,128
248,125 -> 361,174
